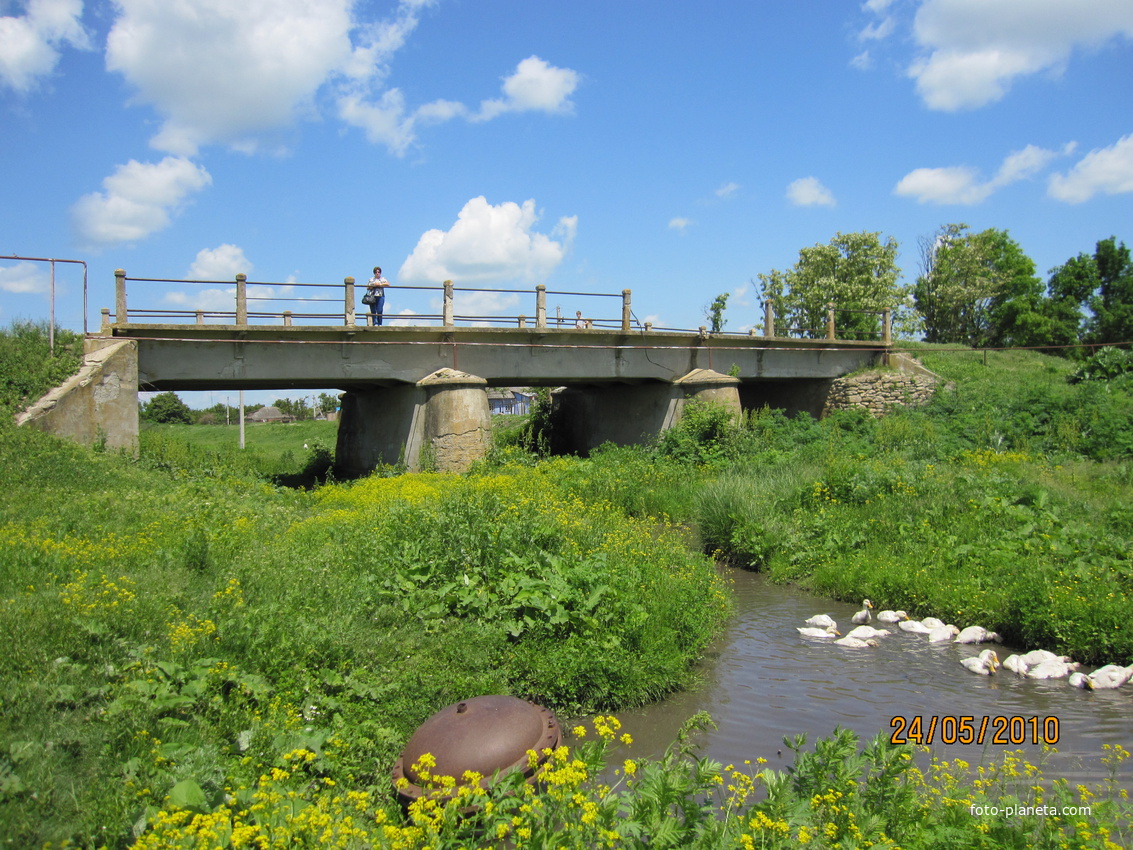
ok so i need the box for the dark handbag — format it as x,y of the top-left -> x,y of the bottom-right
362,292 -> 377,305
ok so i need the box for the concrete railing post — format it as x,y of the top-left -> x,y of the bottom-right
236,274 -> 248,325
518,315 -> 527,328
826,302 -> 836,340
622,289 -> 632,331
114,269 -> 127,324
536,285 -> 546,329
345,277 -> 355,327
283,311 -> 293,327
443,280 -> 454,327
196,310 -> 205,325
100,307 -> 110,331
644,322 -> 653,332
763,298 -> 775,338
882,309 -> 892,345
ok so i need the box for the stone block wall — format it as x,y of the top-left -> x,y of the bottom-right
823,371 -> 938,418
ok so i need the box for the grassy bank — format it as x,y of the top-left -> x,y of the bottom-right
667,346 -> 1133,668
2,323 -> 1131,847
0,422 -> 727,847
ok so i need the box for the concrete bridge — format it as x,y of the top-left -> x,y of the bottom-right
18,271 -> 895,473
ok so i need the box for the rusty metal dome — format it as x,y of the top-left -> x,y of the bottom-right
392,695 -> 561,805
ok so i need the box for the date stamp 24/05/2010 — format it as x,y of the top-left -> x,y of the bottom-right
890,715 -> 1060,746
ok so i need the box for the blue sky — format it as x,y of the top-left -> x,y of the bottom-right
2,0 -> 1133,405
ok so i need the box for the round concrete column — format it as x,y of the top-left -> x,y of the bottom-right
418,369 -> 491,472
674,368 -> 742,421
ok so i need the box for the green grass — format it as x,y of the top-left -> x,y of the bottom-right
2,324 -> 1132,848
0,422 -> 728,847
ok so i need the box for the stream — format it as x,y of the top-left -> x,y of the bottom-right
608,568 -> 1132,792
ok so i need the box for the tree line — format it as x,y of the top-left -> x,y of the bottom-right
140,392 -> 340,425
748,226 -> 1132,354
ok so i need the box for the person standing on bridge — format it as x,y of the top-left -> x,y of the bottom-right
365,266 -> 390,326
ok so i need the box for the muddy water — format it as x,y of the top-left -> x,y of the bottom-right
610,569 -> 1132,790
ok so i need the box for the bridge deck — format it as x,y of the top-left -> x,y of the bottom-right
96,323 -> 889,391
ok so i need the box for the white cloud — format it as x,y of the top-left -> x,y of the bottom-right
0,261 -> 49,293
186,244 -> 252,280
163,287 -> 237,312
399,196 -> 576,286
894,143 -> 1066,204
850,50 -> 873,71
908,0 -> 1133,110
106,0 -> 355,155
71,156 -> 212,245
339,52 -> 580,155
860,16 -> 896,41
786,176 -> 836,207
474,55 -> 580,122
992,143 -> 1061,185
715,181 -> 740,199
669,217 -> 693,232
0,0 -> 88,93
893,165 -> 991,204
1048,133 -> 1133,203
164,282 -> 295,312
101,0 -> 577,158
389,308 -> 419,327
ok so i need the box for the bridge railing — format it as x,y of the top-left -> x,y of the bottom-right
107,271 -> 638,332
104,269 -> 892,343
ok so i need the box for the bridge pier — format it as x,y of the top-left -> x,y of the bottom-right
334,368 -> 491,476
551,369 -> 741,455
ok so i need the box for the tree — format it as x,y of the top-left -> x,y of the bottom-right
317,392 -> 339,415
1088,236 -> 1133,346
914,224 -> 1041,348
141,391 -> 192,424
704,293 -> 729,333
757,231 -> 910,340
274,397 -> 311,419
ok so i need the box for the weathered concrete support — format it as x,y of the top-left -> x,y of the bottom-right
552,369 -> 742,455
334,369 -> 491,476
16,339 -> 139,454
334,384 -> 425,476
418,369 -> 491,473
672,368 -> 742,422
551,382 -> 679,455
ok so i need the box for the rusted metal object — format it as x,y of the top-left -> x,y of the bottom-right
392,695 -> 561,805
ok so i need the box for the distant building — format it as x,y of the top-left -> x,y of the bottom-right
487,388 -> 534,416
247,405 -> 293,423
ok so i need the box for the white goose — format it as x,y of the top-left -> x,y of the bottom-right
804,614 -> 838,629
846,625 -> 890,639
876,610 -> 908,623
1019,649 -> 1070,667
1068,672 -> 1092,689
960,649 -> 1000,675
833,636 -> 880,648
898,619 -> 933,635
850,599 -> 875,625
1027,658 -> 1079,680
921,617 -> 946,629
1001,654 -> 1030,676
797,624 -> 840,638
926,625 -> 960,643
1080,664 -> 1133,690
954,626 -> 1002,645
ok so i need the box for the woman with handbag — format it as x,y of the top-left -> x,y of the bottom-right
364,266 -> 389,326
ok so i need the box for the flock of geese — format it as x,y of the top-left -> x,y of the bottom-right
798,599 -> 1133,691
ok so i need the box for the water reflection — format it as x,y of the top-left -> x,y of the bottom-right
610,568 -> 1132,791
